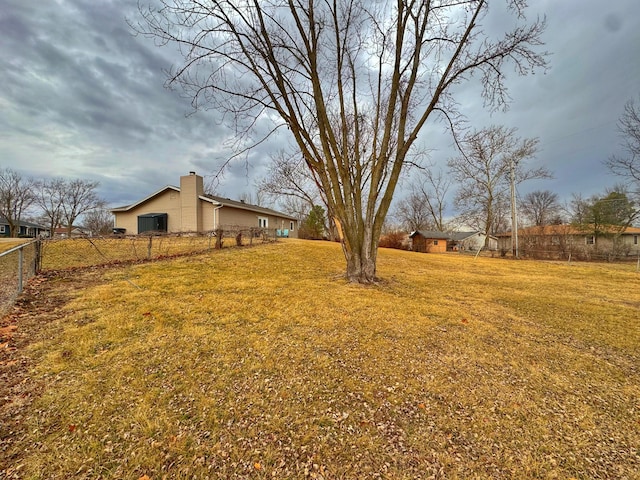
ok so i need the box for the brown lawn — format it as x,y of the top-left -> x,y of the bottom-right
1,239 -> 638,479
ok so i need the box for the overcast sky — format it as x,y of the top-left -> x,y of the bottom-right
1,0 -> 639,215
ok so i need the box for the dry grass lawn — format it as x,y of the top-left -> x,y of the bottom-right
0,239 -> 30,254
1,239 -> 639,479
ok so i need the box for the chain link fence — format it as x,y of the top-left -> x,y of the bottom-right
0,240 -> 41,316
39,227 -> 279,271
1,227 -> 281,315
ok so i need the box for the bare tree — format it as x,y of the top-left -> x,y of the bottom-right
60,179 -> 105,236
34,178 -> 66,235
257,150 -> 322,212
606,95 -> 640,198
519,190 -> 561,226
0,168 -> 35,237
394,190 -> 432,232
83,208 -> 115,236
395,166 -> 452,232
568,193 -> 590,226
135,0 -> 547,282
448,125 -> 548,246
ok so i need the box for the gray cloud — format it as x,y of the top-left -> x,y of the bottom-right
1,0 -> 639,214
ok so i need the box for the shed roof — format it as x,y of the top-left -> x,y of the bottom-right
409,230 -> 451,240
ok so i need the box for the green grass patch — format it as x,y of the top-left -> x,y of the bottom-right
5,240 -> 640,478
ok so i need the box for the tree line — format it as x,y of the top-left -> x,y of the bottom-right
255,117 -> 640,248
0,168 -> 109,238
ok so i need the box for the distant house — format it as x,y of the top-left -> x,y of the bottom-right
449,231 -> 498,251
409,230 -> 497,253
111,172 -> 298,236
0,216 -> 49,238
496,224 -> 640,259
53,226 -> 91,238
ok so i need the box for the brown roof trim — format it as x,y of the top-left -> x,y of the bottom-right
205,195 -> 297,220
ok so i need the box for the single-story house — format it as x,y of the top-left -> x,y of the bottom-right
53,226 -> 92,238
0,216 -> 50,238
410,230 -> 497,253
111,172 -> 298,236
449,231 -> 498,251
496,224 -> 640,259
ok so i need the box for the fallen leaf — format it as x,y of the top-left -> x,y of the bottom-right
254,462 -> 262,470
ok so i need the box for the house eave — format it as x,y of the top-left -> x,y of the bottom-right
111,185 -> 180,212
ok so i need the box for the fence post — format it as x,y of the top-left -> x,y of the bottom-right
147,235 -> 153,259
18,246 -> 24,294
35,239 -> 42,273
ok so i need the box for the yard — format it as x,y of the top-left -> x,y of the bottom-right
1,239 -> 639,479
0,239 -> 29,254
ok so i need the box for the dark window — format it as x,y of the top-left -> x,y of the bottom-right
138,213 -> 168,233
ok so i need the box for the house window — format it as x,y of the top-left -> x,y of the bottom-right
258,216 -> 268,228
0,225 -> 5,233
551,236 -> 560,246
585,235 -> 595,245
634,235 -> 638,245
290,221 -> 295,231
433,240 -> 439,246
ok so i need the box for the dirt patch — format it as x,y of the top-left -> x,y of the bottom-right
0,268 -> 105,476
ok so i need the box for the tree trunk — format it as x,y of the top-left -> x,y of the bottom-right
343,243 -> 378,283
341,223 -> 380,284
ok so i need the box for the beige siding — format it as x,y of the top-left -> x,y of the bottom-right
217,207 -> 297,237
113,173 -> 297,236
218,207 -> 258,228
202,202 -> 216,231
114,190 -> 181,234
180,173 -> 204,232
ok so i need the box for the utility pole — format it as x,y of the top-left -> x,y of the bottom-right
509,156 -> 518,258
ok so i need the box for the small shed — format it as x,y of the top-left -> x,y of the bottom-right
409,231 -> 449,253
